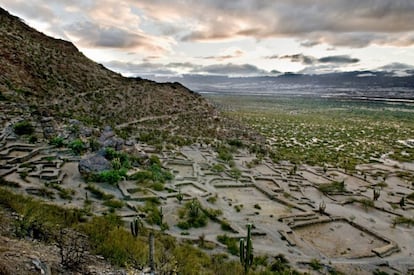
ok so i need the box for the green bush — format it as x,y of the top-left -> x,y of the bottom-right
217,146 -> 233,162
151,182 -> 164,191
103,199 -> 124,209
50,136 -> 65,147
393,216 -> 414,227
177,200 -> 208,229
69,139 -> 85,155
13,121 -> 34,135
217,235 -> 239,255
104,148 -> 131,169
227,139 -> 243,148
220,220 -> 234,232
318,181 -> 346,194
130,164 -> 173,184
85,184 -> 114,200
93,169 -> 127,185
211,164 -> 225,173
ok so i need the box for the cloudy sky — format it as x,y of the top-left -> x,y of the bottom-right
2,0 -> 414,77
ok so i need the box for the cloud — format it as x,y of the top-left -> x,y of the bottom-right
280,54 -> 316,65
103,61 -> 177,76
318,55 -> 359,64
64,21 -> 166,53
199,49 -> 244,61
378,62 -> 414,71
298,64 -> 341,75
280,54 -> 359,65
3,0 -> 414,51
191,63 -> 271,76
103,61 -> 277,77
133,0 -> 414,47
377,62 -> 414,76
264,55 -> 279,59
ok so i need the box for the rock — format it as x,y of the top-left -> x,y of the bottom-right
32,258 -> 51,275
79,154 -> 111,177
98,126 -> 124,150
69,119 -> 81,125
80,127 -> 92,137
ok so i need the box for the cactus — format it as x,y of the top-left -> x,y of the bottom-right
400,196 -> 406,208
130,217 -> 142,238
176,190 -> 183,204
373,187 -> 381,201
111,157 -> 122,170
319,200 -> 326,214
239,223 -> 253,274
149,231 -> 155,274
189,199 -> 199,218
159,206 -> 164,225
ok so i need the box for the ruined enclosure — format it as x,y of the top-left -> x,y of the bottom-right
1,137 -> 414,274
293,220 -> 392,258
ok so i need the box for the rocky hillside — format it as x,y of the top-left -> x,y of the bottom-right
0,7 -> 255,143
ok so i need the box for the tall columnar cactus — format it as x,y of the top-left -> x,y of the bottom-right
319,200 -> 326,214
130,217 -> 142,238
159,206 -> 164,224
400,196 -> 406,208
176,190 -> 183,204
373,187 -> 381,201
149,232 -> 155,274
239,223 -> 253,274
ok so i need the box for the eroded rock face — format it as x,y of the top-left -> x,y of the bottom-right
78,153 -> 111,177
98,126 -> 123,150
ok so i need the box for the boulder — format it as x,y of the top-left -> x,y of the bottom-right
98,126 -> 123,150
78,154 -> 111,177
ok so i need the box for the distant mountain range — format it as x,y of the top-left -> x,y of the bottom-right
149,70 -> 414,100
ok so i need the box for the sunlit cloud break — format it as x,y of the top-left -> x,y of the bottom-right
1,0 -> 414,76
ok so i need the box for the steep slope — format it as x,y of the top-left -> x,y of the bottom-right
0,7 -> 252,142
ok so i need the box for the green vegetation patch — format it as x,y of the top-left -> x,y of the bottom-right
318,181 -> 346,194
177,199 -> 208,229
208,94 -> 414,169
13,120 -> 34,135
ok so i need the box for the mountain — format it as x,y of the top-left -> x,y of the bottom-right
0,7 -> 251,142
150,71 -> 414,100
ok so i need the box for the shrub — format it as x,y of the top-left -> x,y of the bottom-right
217,235 -> 239,255
103,199 -> 124,209
309,258 -> 322,270
211,164 -> 225,173
176,199 -> 208,229
207,195 -> 217,204
69,139 -> 85,155
104,148 -> 131,169
220,220 -> 234,232
13,120 -> 34,135
392,216 -> 414,227
85,184 -> 114,200
217,147 -> 233,162
227,139 -> 243,148
50,136 -> 65,147
151,182 -> 164,191
130,164 -> 173,184
28,135 -> 37,143
318,181 -> 346,194
93,169 -> 127,185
